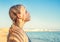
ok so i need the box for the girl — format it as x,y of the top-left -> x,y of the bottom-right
7,4 -> 31,42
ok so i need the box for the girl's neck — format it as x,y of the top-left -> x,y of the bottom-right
14,19 -> 25,29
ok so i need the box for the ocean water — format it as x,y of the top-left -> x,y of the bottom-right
26,32 -> 60,42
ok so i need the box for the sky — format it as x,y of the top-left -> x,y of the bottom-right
0,0 -> 60,30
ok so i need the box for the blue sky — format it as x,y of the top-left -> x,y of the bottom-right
0,0 -> 60,30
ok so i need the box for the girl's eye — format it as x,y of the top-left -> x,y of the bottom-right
12,11 -> 16,15
13,12 -> 16,16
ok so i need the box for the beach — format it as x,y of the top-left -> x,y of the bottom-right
0,28 -> 9,42
0,28 -> 60,42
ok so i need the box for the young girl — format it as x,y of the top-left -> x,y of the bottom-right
7,4 -> 31,42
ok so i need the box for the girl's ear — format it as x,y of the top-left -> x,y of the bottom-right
16,14 -> 21,19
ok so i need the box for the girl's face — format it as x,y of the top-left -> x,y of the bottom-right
19,6 -> 30,22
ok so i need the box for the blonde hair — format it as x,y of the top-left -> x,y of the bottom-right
9,4 -> 24,22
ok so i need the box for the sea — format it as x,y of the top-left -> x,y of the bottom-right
26,32 -> 60,42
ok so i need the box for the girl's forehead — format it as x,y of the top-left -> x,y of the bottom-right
20,6 -> 26,10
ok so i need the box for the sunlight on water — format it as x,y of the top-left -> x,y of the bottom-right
27,32 -> 60,42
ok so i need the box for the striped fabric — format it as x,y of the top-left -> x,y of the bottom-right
7,24 -> 29,42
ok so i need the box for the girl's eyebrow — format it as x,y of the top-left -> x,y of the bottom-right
12,11 -> 16,16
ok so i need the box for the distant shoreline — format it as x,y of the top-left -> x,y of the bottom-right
0,28 -> 60,32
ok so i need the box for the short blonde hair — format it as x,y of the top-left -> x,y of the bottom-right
9,4 -> 24,22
